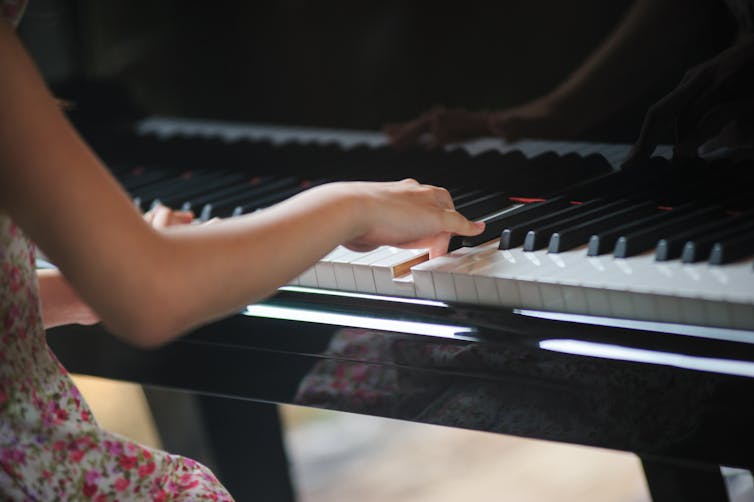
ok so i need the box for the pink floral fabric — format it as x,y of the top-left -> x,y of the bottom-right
0,212 -> 234,500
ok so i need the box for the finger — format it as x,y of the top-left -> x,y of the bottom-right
429,112 -> 454,147
345,242 -> 378,253
429,233 -> 452,259
697,100 -> 754,139
442,209 -> 485,237
489,115 -> 523,143
385,113 -> 434,149
625,66 -> 715,167
675,100 -> 754,161
171,210 -> 195,224
143,210 -> 155,225
151,205 -> 173,228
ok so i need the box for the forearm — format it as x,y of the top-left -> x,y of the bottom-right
545,0 -> 708,131
32,188 -> 354,343
1,21 -> 479,348
0,22 -> 352,345
120,187 -> 359,345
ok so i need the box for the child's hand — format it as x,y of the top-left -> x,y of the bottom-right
488,97 -> 575,143
322,179 -> 485,258
143,204 -> 195,228
384,99 -> 574,148
40,205 -> 198,329
624,34 -> 754,167
384,107 -> 490,149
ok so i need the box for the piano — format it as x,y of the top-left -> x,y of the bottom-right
49,117 -> 754,502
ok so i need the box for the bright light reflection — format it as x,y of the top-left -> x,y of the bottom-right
515,309 -> 754,345
244,304 -> 474,339
280,286 -> 449,308
539,339 -> 754,378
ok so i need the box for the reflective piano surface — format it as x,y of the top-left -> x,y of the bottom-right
49,118 -> 754,500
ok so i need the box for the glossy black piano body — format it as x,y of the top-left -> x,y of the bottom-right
48,119 -> 754,501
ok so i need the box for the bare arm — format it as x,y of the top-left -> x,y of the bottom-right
386,0 -> 710,146
0,22 -> 483,347
538,0 -> 709,136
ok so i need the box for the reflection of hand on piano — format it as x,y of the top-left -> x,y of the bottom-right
383,100 -> 579,149
384,106 -> 490,149
625,34 -> 754,167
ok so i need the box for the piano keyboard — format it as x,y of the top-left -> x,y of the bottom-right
115,118 -> 754,331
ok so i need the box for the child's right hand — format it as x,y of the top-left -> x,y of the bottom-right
310,179 -> 485,258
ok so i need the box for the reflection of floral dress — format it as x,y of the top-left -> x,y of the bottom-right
0,216 -> 236,502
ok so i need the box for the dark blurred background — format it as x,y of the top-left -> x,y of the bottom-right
19,0 -> 736,142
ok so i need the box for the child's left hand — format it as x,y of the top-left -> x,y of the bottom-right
40,204 -> 198,328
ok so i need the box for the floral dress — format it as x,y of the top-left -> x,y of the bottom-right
1,8 -> 234,499
0,215 -> 236,502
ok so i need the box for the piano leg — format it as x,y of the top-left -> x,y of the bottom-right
144,389 -> 296,502
640,455 -> 729,502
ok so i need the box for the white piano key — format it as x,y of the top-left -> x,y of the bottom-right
329,247 -> 372,292
314,247 -> 351,290
369,248 -> 428,296
297,265 -> 319,287
704,299 -> 732,328
558,284 -> 591,315
731,302 -> 754,330
629,291 -> 659,322
410,260 -> 441,300
515,250 -> 565,310
535,250 -> 592,314
535,250 -> 580,313
350,247 -> 405,293
424,247 -> 478,302
462,244 -> 513,306
482,249 -> 544,308
433,266 -> 460,302
447,242 -> 503,304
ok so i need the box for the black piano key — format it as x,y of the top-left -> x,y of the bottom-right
615,206 -> 725,258
680,217 -> 754,263
451,188 -> 490,206
461,197 -> 569,247
586,203 -> 697,256
134,170 -> 219,201
710,231 -> 754,265
653,207 -> 737,261
500,199 -> 604,250
120,169 -> 174,192
455,192 -> 511,220
199,177 -> 300,220
130,170 -> 203,197
548,201 -> 657,253
159,172 -> 248,208
523,199 -> 635,251
233,179 -> 331,215
132,171 -> 219,210
183,177 -> 273,211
